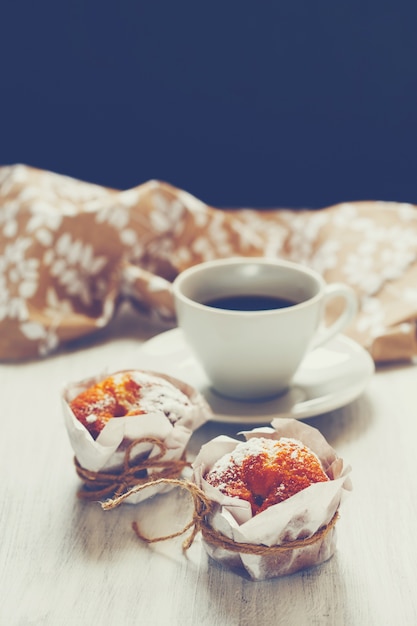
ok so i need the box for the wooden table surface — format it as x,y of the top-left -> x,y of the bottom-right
2,305 -> 417,626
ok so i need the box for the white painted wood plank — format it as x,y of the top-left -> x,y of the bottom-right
1,319 -> 416,626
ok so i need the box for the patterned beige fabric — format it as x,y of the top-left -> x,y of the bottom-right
1,164 -> 417,362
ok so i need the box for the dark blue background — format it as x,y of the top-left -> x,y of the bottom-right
2,1 -> 417,208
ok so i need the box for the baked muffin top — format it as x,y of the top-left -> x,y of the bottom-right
205,437 -> 329,515
70,370 -> 192,439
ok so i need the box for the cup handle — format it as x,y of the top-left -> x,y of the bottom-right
310,283 -> 358,350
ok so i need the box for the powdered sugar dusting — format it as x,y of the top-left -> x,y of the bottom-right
208,437 -> 306,480
125,370 -> 192,423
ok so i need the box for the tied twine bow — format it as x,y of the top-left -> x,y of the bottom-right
102,477 -> 340,555
74,437 -> 191,501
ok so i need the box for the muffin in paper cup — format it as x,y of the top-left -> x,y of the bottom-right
192,418 -> 351,580
62,369 -> 211,503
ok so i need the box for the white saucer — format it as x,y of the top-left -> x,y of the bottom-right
135,328 -> 375,423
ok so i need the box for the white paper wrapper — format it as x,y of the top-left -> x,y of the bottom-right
192,418 -> 352,580
62,369 -> 211,503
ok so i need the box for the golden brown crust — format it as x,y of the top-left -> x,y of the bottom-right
70,373 -> 144,439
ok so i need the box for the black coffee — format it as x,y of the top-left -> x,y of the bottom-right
203,294 -> 297,311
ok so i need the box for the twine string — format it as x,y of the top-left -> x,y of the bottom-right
74,438 -> 191,501
101,477 -> 339,555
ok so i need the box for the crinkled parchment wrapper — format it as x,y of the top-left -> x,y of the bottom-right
192,418 -> 352,580
62,369 -> 211,503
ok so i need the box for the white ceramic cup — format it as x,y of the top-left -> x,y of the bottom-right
172,257 -> 357,400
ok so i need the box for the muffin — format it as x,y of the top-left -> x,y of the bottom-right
62,369 -> 211,503
205,437 -> 329,516
69,370 -> 195,440
192,418 -> 351,580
